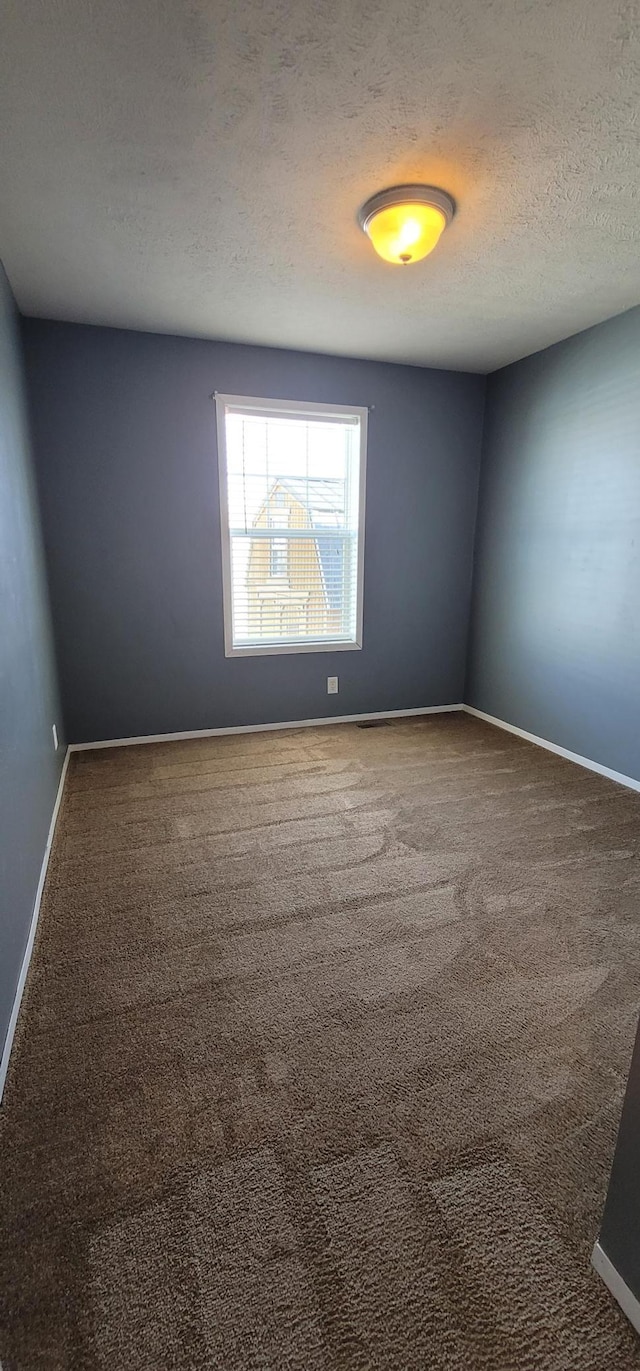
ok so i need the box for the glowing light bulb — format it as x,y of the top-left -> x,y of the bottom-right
359,187 -> 454,265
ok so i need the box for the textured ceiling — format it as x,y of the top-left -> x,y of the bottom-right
1,0 -> 639,372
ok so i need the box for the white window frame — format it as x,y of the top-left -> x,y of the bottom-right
215,393 -> 368,658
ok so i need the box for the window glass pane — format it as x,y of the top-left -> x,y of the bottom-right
229,532 -> 357,645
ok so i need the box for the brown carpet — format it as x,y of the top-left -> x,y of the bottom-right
2,713 -> 640,1369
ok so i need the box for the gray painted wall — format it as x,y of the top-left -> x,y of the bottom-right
22,319 -> 485,744
0,266 -> 63,1063
466,306 -> 640,783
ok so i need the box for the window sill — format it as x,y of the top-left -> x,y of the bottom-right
225,639 -> 362,659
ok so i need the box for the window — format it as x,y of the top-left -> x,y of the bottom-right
269,536 -> 288,579
216,394 -> 367,657
268,507 -> 289,578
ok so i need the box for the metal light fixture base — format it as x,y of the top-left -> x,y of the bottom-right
358,185 -> 455,235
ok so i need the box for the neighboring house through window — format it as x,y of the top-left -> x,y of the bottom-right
216,395 -> 367,656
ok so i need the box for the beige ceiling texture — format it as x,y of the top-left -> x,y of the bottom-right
1,0 -> 639,372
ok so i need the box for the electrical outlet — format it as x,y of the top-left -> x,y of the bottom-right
52,724 -> 59,750
327,676 -> 338,694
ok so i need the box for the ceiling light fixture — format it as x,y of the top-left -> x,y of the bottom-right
358,184 -> 455,265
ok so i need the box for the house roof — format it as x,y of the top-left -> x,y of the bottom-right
312,535 -> 345,613
276,478 -> 344,524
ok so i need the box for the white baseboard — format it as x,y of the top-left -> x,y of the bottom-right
69,704 -> 464,752
0,747 -> 70,1104
592,1240 -> 640,1337
462,705 -> 640,795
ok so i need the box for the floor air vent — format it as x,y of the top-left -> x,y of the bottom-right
357,719 -> 391,729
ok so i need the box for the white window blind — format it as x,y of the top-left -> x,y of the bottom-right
216,395 -> 367,657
